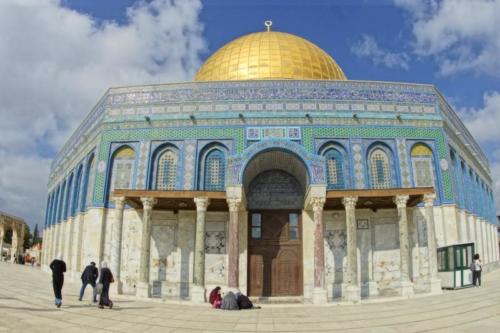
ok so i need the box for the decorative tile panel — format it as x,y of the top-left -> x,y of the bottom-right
246,127 -> 301,141
397,138 -> 411,188
183,140 -> 196,190
135,141 -> 150,189
351,141 -> 365,189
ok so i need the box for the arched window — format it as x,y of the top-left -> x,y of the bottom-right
410,143 -> 434,188
369,148 -> 391,189
57,181 -> 66,223
71,166 -> 83,216
156,149 -> 178,190
204,149 -> 225,191
81,155 -> 95,211
63,174 -> 73,220
51,187 -> 60,226
324,148 -> 345,189
110,146 -> 135,191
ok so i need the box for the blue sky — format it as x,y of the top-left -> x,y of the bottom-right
1,0 -> 499,229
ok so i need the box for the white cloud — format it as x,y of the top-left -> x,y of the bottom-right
460,91 -> 500,143
0,0 -> 205,229
351,34 -> 410,70
395,0 -> 500,76
459,91 -> 500,214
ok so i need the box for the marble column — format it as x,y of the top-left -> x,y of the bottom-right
311,197 -> 327,304
423,194 -> 442,294
65,218 -> 74,272
72,215 -> 83,273
394,194 -> 414,297
192,197 -> 210,302
227,198 -> 241,291
343,196 -> 360,302
110,196 -> 126,294
137,197 -> 156,298
11,224 -> 18,262
0,221 -> 4,262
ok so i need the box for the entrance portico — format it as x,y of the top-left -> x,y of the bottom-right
111,138 -> 439,303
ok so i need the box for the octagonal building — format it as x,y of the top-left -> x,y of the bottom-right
42,25 -> 499,303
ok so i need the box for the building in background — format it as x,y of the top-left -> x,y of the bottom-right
41,23 -> 499,303
0,211 -> 26,262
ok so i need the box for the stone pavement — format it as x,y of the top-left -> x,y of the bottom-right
0,262 -> 499,333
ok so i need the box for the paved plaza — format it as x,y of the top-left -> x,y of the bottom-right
0,262 -> 499,333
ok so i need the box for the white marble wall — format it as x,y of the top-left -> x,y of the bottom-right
42,203 -> 499,300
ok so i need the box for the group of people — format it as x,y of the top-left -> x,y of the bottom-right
49,254 -> 114,309
49,253 -> 485,309
208,286 -> 259,310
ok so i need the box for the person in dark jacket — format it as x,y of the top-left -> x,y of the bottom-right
236,293 -> 255,309
98,261 -> 114,309
49,253 -> 66,308
79,261 -> 98,302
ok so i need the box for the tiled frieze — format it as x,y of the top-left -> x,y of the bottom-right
104,80 -> 438,106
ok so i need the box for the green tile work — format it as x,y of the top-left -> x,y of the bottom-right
93,127 -> 246,203
302,126 -> 453,201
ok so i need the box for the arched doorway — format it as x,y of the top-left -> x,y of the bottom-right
243,150 -> 307,297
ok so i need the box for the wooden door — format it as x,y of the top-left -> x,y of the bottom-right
248,211 -> 303,296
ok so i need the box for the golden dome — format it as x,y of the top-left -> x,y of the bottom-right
194,27 -> 346,81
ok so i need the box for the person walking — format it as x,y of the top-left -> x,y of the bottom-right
471,253 -> 482,287
79,261 -> 98,302
49,253 -> 66,308
98,262 -> 114,309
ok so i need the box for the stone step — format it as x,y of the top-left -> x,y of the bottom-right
249,296 -> 303,304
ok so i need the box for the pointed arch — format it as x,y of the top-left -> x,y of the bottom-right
71,164 -> 83,216
151,144 -> 179,190
81,154 -> 95,211
199,143 -> 227,191
320,143 -> 348,190
63,174 -> 73,220
110,146 -> 136,191
367,144 -> 393,189
410,143 -> 435,188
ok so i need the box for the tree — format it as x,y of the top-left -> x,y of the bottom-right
3,228 -> 12,244
23,225 -> 32,250
32,224 -> 40,244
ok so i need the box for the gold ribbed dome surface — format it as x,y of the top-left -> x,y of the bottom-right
194,30 -> 346,81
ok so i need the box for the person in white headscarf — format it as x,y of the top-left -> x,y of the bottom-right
49,253 -> 66,308
98,261 -> 114,309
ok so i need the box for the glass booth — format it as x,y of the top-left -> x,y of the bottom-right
437,243 -> 475,289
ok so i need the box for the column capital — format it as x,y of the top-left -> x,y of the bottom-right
227,198 -> 241,212
194,197 -> 210,211
311,197 -> 326,212
113,196 -> 126,209
423,193 -> 436,207
394,194 -> 409,208
140,197 -> 157,210
342,196 -> 358,209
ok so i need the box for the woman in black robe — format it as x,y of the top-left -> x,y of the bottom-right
98,261 -> 114,309
49,253 -> 66,308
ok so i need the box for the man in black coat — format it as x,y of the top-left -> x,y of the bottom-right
79,261 -> 98,302
49,254 -> 66,308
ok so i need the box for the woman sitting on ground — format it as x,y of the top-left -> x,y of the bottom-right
208,286 -> 222,309
236,293 -> 256,309
220,291 -> 239,310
